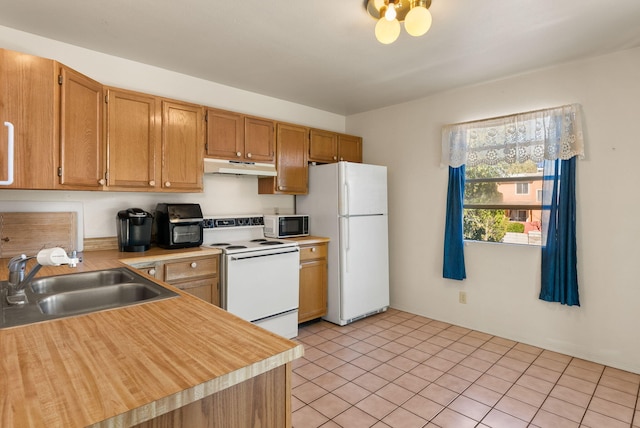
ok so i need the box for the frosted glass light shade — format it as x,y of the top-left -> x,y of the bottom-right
384,4 -> 397,21
375,18 -> 401,44
405,6 -> 432,37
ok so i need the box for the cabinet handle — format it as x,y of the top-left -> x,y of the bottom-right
333,156 -> 337,160
149,268 -> 156,275
311,247 -> 317,252
278,186 -> 284,190
165,181 -> 171,187
299,264 -> 302,270
340,157 -> 344,161
1,122 -> 14,185
149,180 -> 155,186
247,152 -> 252,158
190,262 -> 197,268
236,151 -> 242,157
98,178 -> 106,185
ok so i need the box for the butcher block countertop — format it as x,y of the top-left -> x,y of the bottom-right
0,246 -> 304,428
287,236 -> 330,246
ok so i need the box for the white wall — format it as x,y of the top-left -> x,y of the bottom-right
0,26 -> 345,238
347,47 -> 640,373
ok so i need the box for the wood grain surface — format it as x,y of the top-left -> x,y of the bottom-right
0,248 -> 303,428
0,212 -> 77,258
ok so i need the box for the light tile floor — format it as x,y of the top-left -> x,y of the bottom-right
292,308 -> 640,428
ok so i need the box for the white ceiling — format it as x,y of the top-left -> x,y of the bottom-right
2,0 -> 640,115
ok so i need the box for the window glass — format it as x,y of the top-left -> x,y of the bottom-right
464,160 -> 542,245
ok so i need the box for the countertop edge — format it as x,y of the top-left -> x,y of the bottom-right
90,344 -> 305,428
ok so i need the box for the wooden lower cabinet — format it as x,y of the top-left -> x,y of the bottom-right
163,255 -> 219,306
134,364 -> 291,428
298,242 -> 328,323
132,254 -> 219,306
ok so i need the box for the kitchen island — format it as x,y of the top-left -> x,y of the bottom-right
0,247 -> 304,428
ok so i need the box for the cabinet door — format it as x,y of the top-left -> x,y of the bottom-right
173,277 -> 215,304
58,66 -> 104,189
299,259 -> 327,323
259,123 -> 308,195
338,134 -> 363,163
161,100 -> 203,191
244,117 -> 274,162
0,49 -> 57,189
309,129 -> 338,163
205,108 -> 244,160
105,88 -> 160,190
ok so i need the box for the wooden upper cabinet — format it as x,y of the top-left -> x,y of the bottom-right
338,134 -> 363,163
206,108 -> 244,160
259,123 -> 308,195
0,49 -> 57,189
105,88 -> 160,190
205,109 -> 274,163
161,100 -> 204,192
309,129 -> 338,163
57,65 -> 104,189
244,116 -> 275,162
205,108 -> 243,160
308,130 -> 363,164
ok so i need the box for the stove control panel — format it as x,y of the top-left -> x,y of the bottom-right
202,216 -> 264,229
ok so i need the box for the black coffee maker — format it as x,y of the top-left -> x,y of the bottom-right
116,208 -> 153,252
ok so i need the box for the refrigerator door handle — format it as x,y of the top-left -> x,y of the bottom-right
342,217 -> 349,272
343,182 -> 349,216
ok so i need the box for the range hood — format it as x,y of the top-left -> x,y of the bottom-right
204,158 -> 277,177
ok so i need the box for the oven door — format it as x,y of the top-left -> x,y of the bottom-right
223,247 -> 299,335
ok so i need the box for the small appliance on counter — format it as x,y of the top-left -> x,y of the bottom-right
116,208 -> 153,252
264,214 -> 309,238
155,203 -> 204,249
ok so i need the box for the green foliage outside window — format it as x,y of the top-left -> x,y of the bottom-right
506,222 -> 525,233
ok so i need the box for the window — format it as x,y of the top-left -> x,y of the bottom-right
509,210 -> 528,222
442,104 -> 583,301
516,182 -> 529,194
536,189 -> 543,202
463,160 -> 542,245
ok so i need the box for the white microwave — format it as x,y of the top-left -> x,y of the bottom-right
264,215 -> 309,238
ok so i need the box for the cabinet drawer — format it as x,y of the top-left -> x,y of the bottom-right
164,256 -> 218,282
299,243 -> 327,261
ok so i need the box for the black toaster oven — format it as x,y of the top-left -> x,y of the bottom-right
155,203 -> 203,249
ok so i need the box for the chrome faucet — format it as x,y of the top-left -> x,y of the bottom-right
6,248 -> 79,305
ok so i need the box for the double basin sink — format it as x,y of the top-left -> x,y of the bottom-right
1,268 -> 178,328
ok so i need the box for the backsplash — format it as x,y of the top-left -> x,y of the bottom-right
0,174 -> 294,240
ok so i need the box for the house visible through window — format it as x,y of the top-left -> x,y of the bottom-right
463,160 -> 542,245
516,182 -> 529,194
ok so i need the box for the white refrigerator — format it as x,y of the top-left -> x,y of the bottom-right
297,162 -> 389,326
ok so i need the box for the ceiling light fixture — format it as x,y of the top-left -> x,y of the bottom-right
366,0 -> 433,45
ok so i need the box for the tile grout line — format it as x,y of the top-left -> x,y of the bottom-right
294,311 -> 640,428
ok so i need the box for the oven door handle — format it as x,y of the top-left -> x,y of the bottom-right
230,248 -> 299,261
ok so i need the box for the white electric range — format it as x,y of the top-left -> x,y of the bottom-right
202,215 -> 299,339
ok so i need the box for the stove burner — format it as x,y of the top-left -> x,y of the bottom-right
210,242 -> 231,246
260,241 -> 284,246
251,239 -> 267,242
226,245 -> 248,250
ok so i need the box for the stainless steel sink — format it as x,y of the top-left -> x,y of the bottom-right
1,268 -> 178,328
38,283 -> 164,315
30,269 -> 137,294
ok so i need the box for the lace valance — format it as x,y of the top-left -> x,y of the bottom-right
441,104 -> 585,168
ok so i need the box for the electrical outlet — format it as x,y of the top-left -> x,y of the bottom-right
459,291 -> 467,304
